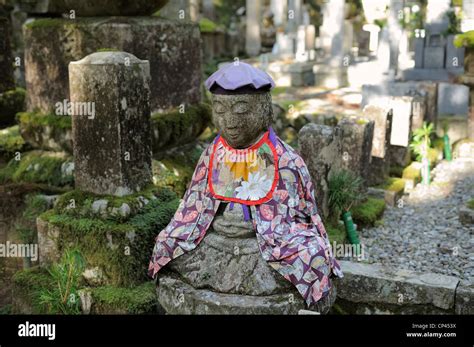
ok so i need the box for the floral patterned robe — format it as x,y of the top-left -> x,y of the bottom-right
148,133 -> 343,306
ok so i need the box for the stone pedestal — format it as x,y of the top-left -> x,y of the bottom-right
156,204 -> 335,314
24,17 -> 201,113
69,52 -> 152,196
289,62 -> 315,87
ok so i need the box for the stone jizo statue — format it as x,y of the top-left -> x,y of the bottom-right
149,62 -> 342,313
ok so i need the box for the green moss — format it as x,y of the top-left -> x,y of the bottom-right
0,150 -> 73,186
271,86 -> 288,96
467,199 -> 474,210
199,17 -> 219,32
151,103 -> 211,151
377,177 -> 405,192
11,266 -> 55,314
0,87 -> 26,127
326,221 -> 346,245
351,198 -> 386,227
0,304 -> 12,314
96,48 -> 119,52
402,163 -> 421,181
53,185 -> 176,222
16,194 -> 50,244
17,111 -> 72,130
152,159 -> 194,197
39,189 -> 178,286
90,282 -> 156,314
427,147 -> 441,165
0,125 -> 26,156
454,30 -> 474,48
356,118 -> 369,125
389,165 -> 404,178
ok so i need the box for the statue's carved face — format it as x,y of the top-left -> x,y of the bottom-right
211,93 -> 274,149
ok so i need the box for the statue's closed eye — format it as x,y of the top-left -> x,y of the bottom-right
214,102 -> 226,113
232,102 -> 249,114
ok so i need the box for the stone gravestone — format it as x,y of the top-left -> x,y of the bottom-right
0,14 -> 14,93
69,52 -> 152,196
363,104 -> 393,186
338,116 -> 375,184
446,35 -> 464,72
411,95 -> 426,131
437,83 -> 469,116
245,0 -> 262,56
24,15 -> 201,113
299,123 -> 342,220
388,96 -> 412,167
361,81 -> 437,124
315,0 -> 348,88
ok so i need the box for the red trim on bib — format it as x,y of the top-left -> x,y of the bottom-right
208,131 -> 279,206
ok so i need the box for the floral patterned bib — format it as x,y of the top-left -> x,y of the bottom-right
208,130 -> 279,205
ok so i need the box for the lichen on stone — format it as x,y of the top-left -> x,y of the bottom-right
350,198 -> 386,227
151,103 -> 211,152
0,150 -> 73,187
0,125 -> 26,157
39,188 -> 178,286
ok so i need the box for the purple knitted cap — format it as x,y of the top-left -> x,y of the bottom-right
205,62 -> 275,94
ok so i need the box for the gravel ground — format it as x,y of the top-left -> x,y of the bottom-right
360,158 -> 474,283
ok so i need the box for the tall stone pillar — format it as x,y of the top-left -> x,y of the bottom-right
202,0 -> 215,20
245,0 -> 262,56
387,0 -> 403,77
315,0 -> 347,88
271,0 -> 287,27
69,52 -> 152,196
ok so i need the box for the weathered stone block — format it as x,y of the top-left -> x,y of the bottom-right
289,62 -> 315,87
36,187 -> 178,286
363,105 -> 392,159
69,52 -> 152,196
299,123 -> 343,219
338,116 -> 374,183
455,281 -> 474,314
437,83 -> 469,116
411,95 -> 426,131
16,0 -> 168,16
24,17 -> 201,113
363,105 -> 392,186
335,261 -> 459,314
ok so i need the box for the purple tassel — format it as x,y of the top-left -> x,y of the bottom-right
229,202 -> 234,210
241,204 -> 250,221
269,126 -> 277,146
